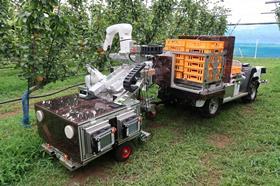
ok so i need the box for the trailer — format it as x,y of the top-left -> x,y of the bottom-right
35,94 -> 150,170
154,36 -> 266,117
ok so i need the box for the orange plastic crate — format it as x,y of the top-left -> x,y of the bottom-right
184,67 -> 204,75
176,59 -> 184,66
169,46 -> 185,52
185,48 -> 223,54
164,39 -> 224,53
165,39 -> 186,52
175,65 -> 184,72
185,55 -> 223,69
184,61 -> 205,69
185,55 -> 223,63
175,54 -> 185,66
184,66 -> 222,75
182,67 -> 223,84
184,74 -> 203,83
186,55 -> 206,63
231,66 -> 242,75
163,46 -> 169,51
175,71 -> 184,79
165,39 -> 186,46
185,40 -> 224,50
175,54 -> 185,59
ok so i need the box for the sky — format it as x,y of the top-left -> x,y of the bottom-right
219,0 -> 280,44
219,0 -> 278,24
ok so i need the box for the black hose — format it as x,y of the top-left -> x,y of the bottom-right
0,98 -> 22,104
0,66 -> 15,70
129,53 -> 136,63
0,82 -> 84,105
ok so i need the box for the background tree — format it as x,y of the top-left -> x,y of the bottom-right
0,0 -> 229,125
0,0 -> 18,65
2,0 -> 229,86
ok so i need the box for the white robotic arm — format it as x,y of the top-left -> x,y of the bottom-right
85,64 -> 106,88
102,23 -> 133,54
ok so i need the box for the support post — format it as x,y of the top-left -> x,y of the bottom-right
22,80 -> 31,128
254,40 -> 259,59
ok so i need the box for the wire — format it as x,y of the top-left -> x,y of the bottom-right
129,53 -> 136,63
0,82 -> 84,105
0,66 -> 15,70
0,98 -> 22,105
30,83 -> 83,98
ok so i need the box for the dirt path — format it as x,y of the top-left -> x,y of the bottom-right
0,110 -> 20,120
66,166 -> 109,186
65,154 -> 114,186
207,133 -> 232,149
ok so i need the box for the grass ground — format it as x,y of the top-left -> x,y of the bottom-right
0,58 -> 279,186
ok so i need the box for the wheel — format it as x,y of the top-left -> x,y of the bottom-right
146,111 -> 157,120
163,99 -> 177,107
242,80 -> 259,103
158,88 -> 177,107
114,143 -> 133,162
200,97 -> 221,118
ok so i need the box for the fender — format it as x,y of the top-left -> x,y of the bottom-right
240,67 -> 257,92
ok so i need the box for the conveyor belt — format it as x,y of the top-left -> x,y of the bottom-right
123,63 -> 146,92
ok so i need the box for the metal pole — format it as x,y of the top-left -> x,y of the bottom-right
239,48 -> 243,58
228,22 -> 278,26
254,40 -> 259,59
22,79 -> 31,128
265,0 -> 280,4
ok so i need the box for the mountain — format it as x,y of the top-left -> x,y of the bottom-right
226,24 -> 280,44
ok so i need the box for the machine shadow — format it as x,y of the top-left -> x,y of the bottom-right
66,152 -> 115,184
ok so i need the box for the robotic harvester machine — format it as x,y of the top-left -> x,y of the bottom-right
34,24 -> 162,170
34,24 -> 267,171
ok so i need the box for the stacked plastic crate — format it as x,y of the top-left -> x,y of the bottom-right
164,39 -> 225,84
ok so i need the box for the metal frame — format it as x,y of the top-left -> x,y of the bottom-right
94,129 -> 115,152
124,118 -> 140,137
79,103 -> 140,162
41,101 -> 147,171
223,92 -> 248,103
170,51 -> 226,94
42,143 -> 83,171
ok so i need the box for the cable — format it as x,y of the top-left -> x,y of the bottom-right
129,53 -> 136,63
0,82 -> 84,105
0,98 -> 22,105
30,83 -> 83,98
0,66 -> 15,70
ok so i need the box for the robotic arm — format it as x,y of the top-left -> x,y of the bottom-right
102,23 -> 133,54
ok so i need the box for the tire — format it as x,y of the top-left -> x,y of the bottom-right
158,88 -> 177,107
146,111 -> 157,120
242,80 -> 259,103
164,99 -> 177,107
200,97 -> 221,118
114,143 -> 133,162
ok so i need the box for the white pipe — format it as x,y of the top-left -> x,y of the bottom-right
239,48 -> 243,58
254,40 -> 259,59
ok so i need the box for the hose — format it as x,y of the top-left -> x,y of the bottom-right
0,66 -> 15,69
129,53 -> 136,63
0,82 -> 84,105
